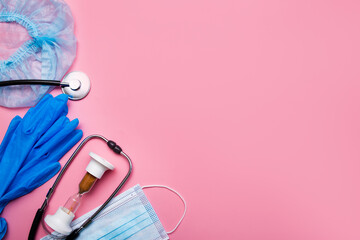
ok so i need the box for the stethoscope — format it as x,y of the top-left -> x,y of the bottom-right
1,0 -> 133,235
28,135 -> 133,240
0,71 -> 91,100
2,73 -> 133,239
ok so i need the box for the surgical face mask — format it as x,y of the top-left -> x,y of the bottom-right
41,185 -> 186,240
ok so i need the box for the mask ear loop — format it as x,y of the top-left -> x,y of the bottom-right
142,185 -> 187,234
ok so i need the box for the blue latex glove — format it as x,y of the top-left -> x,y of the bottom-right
0,94 -> 82,239
0,116 -> 83,206
0,94 -> 68,197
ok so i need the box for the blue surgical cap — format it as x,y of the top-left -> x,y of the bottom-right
0,0 -> 76,108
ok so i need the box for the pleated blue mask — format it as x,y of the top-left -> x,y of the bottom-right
41,185 -> 187,240
0,0 -> 76,108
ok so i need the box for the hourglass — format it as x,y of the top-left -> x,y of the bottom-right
44,152 -> 114,235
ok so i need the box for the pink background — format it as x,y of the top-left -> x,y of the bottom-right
1,0 -> 360,239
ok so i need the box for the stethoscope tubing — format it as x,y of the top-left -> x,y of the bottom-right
28,134 -> 133,240
0,79 -> 69,87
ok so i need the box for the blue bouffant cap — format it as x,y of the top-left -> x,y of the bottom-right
0,0 -> 77,107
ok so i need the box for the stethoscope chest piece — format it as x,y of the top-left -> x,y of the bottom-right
61,71 -> 91,100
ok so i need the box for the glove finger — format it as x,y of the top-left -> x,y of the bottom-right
0,218 -> 6,240
18,117 -> 69,171
32,116 -> 70,149
52,94 -> 70,118
43,129 -> 83,164
0,116 -> 22,160
2,163 -> 60,204
27,162 -> 61,190
34,118 -> 79,154
19,129 -> 82,174
25,118 -> 80,167
21,94 -> 54,132
21,94 -> 68,139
